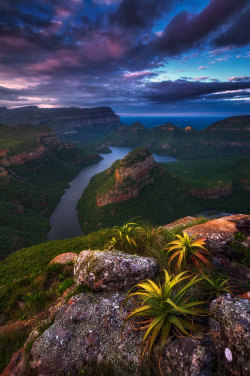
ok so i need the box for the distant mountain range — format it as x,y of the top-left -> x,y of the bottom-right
0,106 -> 120,138
103,115 -> 250,158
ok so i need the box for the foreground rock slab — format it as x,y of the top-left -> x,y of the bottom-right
185,214 -> 250,253
30,292 -> 147,376
209,294 -> 250,376
74,250 -> 158,291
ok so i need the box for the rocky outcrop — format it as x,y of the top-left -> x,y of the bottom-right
97,149 -> 156,207
155,337 -> 216,376
74,250 -> 158,291
0,130 -> 67,167
49,252 -> 78,265
1,145 -> 47,166
209,294 -> 250,376
185,214 -> 250,253
187,183 -> 233,200
29,292 -> 147,376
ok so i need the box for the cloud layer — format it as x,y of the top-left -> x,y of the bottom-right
0,0 -> 249,113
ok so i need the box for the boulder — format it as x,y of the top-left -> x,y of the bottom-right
29,292 -> 147,376
155,337 -> 216,376
49,252 -> 77,265
184,214 -> 250,253
74,250 -> 158,291
209,294 -> 250,376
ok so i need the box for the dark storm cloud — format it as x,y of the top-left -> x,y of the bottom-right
111,0 -> 174,29
144,79 -> 250,103
0,86 -> 21,101
156,0 -> 249,55
0,0 -> 249,111
214,6 -> 250,48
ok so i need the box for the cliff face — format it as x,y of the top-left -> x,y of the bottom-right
0,106 -> 120,135
0,130 -> 66,167
96,149 -> 156,207
187,182 -> 233,200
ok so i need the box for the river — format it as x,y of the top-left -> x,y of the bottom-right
47,147 -> 177,240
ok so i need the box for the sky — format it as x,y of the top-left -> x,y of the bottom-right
0,0 -> 249,115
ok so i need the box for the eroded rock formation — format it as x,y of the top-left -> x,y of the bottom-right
97,149 -> 156,207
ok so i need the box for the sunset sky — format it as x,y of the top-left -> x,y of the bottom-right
0,0 -> 249,115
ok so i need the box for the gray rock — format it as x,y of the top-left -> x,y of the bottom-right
155,337 -> 216,376
209,294 -> 250,376
29,292 -> 147,376
74,250 -> 158,291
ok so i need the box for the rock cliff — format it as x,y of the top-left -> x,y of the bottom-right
0,106 -> 120,135
0,129 -> 67,167
96,149 -> 156,207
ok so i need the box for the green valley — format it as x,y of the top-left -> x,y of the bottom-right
0,124 -> 101,259
77,151 -> 250,233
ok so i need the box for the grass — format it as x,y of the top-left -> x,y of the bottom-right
0,329 -> 30,373
0,228 -> 114,323
0,129 -> 101,259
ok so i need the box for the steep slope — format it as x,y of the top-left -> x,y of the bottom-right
104,116 -> 250,158
0,124 -> 101,259
0,106 -> 121,143
77,150 -> 250,233
96,148 -> 156,206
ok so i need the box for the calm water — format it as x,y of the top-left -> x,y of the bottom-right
120,116 -> 225,130
47,146 -> 177,240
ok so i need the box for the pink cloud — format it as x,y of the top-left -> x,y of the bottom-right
194,76 -> 208,81
198,66 -> 207,70
229,76 -> 250,82
123,70 -> 152,79
81,33 -> 126,61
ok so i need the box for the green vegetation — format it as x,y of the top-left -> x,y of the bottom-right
0,228 -> 113,323
101,116 -> 250,159
165,232 -> 212,271
201,274 -> 232,301
77,155 -> 250,234
0,124 -> 101,259
0,124 -> 51,155
106,222 -> 143,252
0,329 -> 30,373
122,270 -> 205,358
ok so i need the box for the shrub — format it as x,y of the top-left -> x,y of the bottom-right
122,270 -> 206,358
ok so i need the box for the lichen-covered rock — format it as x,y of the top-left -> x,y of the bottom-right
185,214 -> 250,253
49,252 -> 77,265
209,294 -> 250,376
74,250 -> 158,291
29,292 -> 147,376
155,337 -> 216,376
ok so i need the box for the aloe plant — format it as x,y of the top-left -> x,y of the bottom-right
164,232 -> 212,271
122,270 -> 206,358
105,222 -> 143,251
202,274 -> 232,300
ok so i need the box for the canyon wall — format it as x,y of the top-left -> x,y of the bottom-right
97,149 -> 156,207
